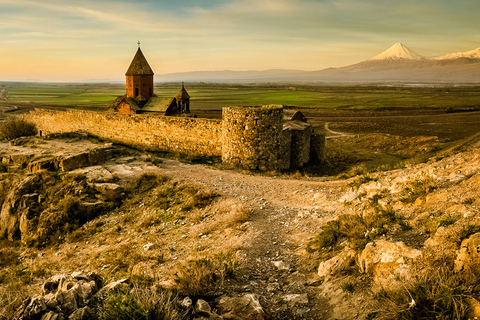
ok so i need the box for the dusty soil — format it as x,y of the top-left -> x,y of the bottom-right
4,104 -> 480,318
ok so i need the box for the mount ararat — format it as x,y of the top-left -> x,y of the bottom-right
156,43 -> 480,83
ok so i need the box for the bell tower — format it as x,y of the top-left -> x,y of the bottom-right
176,82 -> 190,113
125,42 -> 154,102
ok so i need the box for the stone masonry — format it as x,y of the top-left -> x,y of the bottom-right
24,105 -> 324,171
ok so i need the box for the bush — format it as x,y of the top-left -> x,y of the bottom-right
99,287 -> 148,320
307,205 -> 402,252
174,251 -> 238,297
132,173 -> 169,194
399,175 -> 437,204
348,175 -> 378,191
375,268 -> 477,320
0,118 -> 37,140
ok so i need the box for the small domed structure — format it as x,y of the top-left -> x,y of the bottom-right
176,83 -> 190,113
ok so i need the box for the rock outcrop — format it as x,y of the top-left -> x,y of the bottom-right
0,175 -> 39,240
455,232 -> 480,272
15,272 -> 102,320
357,240 -> 422,290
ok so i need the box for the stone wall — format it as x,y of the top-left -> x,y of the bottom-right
24,109 -> 222,156
222,105 -> 284,171
24,106 -> 325,171
310,133 -> 326,163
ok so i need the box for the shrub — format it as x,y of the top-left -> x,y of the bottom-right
307,205 -> 402,252
399,175 -> 437,204
0,118 -> 37,140
423,213 -> 461,236
348,175 -> 378,191
174,251 -> 238,297
99,287 -> 149,320
342,281 -> 356,293
306,220 -> 340,252
132,173 -> 169,195
375,268 -> 477,320
0,247 -> 20,268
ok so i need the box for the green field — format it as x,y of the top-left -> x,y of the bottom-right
2,82 -> 480,111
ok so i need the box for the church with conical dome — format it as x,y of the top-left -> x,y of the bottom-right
109,44 -> 191,116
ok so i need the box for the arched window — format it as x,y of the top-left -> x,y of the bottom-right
135,88 -> 139,97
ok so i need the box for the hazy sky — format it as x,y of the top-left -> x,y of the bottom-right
1,0 -> 479,82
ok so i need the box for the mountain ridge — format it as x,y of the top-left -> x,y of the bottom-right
156,43 -> 480,83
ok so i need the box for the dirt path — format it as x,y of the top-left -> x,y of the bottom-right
324,122 -> 356,139
160,160 -> 354,319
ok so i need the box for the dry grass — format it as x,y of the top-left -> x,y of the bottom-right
99,285 -> 184,320
173,251 -> 238,297
399,174 -> 438,204
0,118 -> 37,141
307,203 -> 403,252
375,267 -> 479,320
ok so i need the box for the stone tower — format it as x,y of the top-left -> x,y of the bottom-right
125,46 -> 154,102
176,83 -> 190,113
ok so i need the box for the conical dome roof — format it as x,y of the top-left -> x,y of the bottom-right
176,83 -> 190,99
125,48 -> 154,76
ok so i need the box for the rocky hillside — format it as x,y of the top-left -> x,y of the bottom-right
1,132 -> 480,319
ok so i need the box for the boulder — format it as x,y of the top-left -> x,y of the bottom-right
57,153 -> 90,172
93,183 -> 123,199
318,248 -> 356,279
216,294 -> 267,320
15,272 -> 104,320
23,295 -> 48,319
272,260 -> 290,271
454,232 -> 480,272
195,299 -> 212,316
180,296 -> 193,309
282,294 -> 309,308
357,240 -> 421,290
0,175 -> 39,240
40,311 -> 61,320
28,159 -> 55,173
67,306 -> 93,320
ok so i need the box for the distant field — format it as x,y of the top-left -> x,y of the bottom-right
2,82 -> 480,111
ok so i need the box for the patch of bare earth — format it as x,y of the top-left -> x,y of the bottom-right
3,131 -> 480,319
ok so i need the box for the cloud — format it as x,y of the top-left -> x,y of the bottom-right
0,0 -> 478,80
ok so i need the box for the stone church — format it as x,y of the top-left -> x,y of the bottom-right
109,45 -> 190,116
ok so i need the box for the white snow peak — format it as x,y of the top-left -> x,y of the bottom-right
369,43 -> 425,61
433,47 -> 480,60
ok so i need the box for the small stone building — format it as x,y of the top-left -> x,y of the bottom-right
109,46 -> 191,116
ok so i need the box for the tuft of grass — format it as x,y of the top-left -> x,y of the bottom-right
173,251 -> 238,297
375,267 -> 478,320
457,224 -> 480,244
438,216 -> 459,228
348,175 -> 378,191
342,280 -> 356,293
399,175 -> 437,204
422,213 -> 461,236
0,118 -> 37,140
132,173 -> 169,195
99,284 -> 183,319
463,198 -> 475,205
307,204 -> 405,252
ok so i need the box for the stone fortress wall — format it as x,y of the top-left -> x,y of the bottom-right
25,109 -> 223,156
25,106 -> 324,171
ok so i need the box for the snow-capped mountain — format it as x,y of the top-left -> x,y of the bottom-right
157,43 -> 480,83
369,43 -> 425,60
433,47 -> 480,60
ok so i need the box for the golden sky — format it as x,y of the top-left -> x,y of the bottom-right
0,0 -> 479,82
